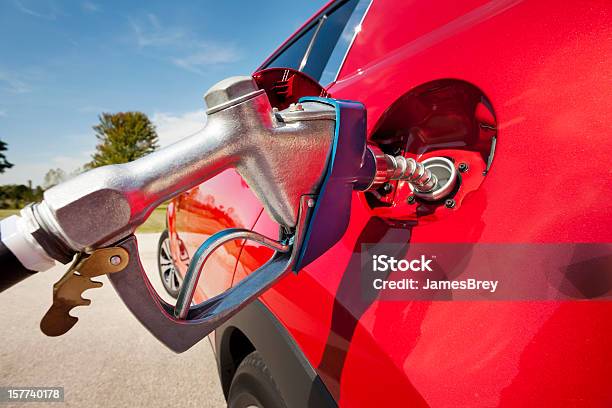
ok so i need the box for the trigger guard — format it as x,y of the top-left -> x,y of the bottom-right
107,195 -> 313,353
107,235 -> 292,353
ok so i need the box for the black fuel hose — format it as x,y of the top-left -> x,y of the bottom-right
0,228 -> 38,292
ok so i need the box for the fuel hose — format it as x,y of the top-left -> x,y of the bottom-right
0,216 -> 55,292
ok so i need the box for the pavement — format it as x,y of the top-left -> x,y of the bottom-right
0,234 -> 226,407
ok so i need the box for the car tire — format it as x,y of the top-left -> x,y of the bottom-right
157,229 -> 181,298
228,351 -> 287,408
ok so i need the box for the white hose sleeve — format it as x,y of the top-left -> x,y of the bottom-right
1,215 -> 56,272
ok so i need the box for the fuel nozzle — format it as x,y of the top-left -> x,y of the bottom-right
359,145 -> 457,201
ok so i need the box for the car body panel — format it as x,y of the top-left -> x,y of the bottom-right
169,0 -> 612,406
168,169 -> 263,303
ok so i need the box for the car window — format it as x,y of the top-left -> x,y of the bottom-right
262,25 -> 317,73
319,0 -> 371,85
263,0 -> 371,84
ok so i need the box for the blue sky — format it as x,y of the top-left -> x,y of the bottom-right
0,0 -> 327,185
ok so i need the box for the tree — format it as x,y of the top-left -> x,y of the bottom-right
87,112 -> 159,168
0,139 -> 13,174
0,184 -> 43,209
43,168 -> 67,189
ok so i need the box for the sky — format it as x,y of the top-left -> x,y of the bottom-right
0,0 -> 328,185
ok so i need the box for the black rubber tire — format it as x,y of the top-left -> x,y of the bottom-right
157,229 -> 180,298
228,351 -> 287,408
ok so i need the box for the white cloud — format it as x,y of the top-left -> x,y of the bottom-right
0,162 -> 50,185
171,45 -> 241,74
129,14 -> 186,48
13,0 -> 59,20
0,151 -> 91,186
152,109 -> 207,147
81,1 -> 99,13
0,69 -> 31,94
50,154 -> 90,172
129,13 -> 241,74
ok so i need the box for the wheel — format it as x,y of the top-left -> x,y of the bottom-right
157,230 -> 181,298
228,351 -> 287,408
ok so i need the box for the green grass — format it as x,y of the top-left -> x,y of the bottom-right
0,209 -> 19,219
0,206 -> 167,234
137,205 -> 167,233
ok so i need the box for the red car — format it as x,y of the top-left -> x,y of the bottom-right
158,0 -> 612,406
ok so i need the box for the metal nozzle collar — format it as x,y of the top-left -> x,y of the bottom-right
204,76 -> 265,115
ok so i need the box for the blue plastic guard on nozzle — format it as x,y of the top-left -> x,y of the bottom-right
293,97 -> 367,271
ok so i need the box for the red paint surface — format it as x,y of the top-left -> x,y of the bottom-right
169,1 -> 612,405
168,169 -> 261,303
